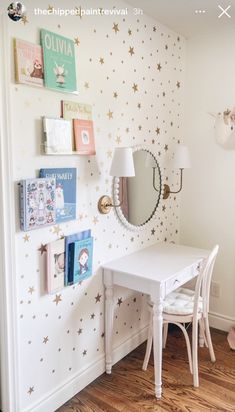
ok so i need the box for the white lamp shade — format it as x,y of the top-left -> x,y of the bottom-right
145,152 -> 157,168
109,147 -> 135,177
172,145 -> 191,169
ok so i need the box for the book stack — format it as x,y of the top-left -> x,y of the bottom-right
46,230 -> 93,293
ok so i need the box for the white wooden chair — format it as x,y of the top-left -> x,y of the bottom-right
142,245 -> 219,387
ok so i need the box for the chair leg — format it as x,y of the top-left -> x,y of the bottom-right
192,321 -> 199,387
171,322 -> 193,374
142,313 -> 153,371
163,322 -> 168,348
199,319 -> 205,347
204,316 -> 216,362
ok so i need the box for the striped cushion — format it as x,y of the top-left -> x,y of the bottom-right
163,287 -> 203,315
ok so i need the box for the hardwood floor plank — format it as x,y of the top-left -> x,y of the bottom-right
57,329 -> 235,412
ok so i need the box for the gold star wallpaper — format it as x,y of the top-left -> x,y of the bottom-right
10,0 -> 184,409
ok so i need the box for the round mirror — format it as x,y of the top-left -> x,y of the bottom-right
113,147 -> 161,230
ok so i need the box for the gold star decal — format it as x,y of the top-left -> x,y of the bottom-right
164,144 -> 168,151
156,127 -> 160,135
74,37 -> 80,46
112,23 -> 119,33
128,46 -> 135,56
153,26 -> 157,32
107,110 -> 113,119
137,103 -> 141,109
43,336 -> 49,344
53,294 -> 62,305
176,81 -> 181,88
28,386 -> 34,395
151,228 -> 156,235
162,205 -> 166,212
99,57 -> 104,65
115,136 -> 121,144
38,244 -> 47,255
138,125 -> 142,131
84,82 -> 89,89
21,15 -> 29,25
128,29 -> 132,35
82,349 -> 87,356
107,150 -> 112,158
28,287 -> 35,295
23,234 -> 30,242
117,297 -> 123,306
52,225 -> 62,235
93,216 -> 99,224
132,83 -> 138,92
126,127 -> 129,133
95,293 -> 102,303
157,63 -> 162,71
113,91 -> 118,98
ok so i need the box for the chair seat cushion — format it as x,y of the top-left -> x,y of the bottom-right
163,287 -> 203,315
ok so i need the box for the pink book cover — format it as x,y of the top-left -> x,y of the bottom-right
14,38 -> 44,86
73,119 -> 96,155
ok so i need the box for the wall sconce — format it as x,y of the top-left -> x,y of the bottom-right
145,152 -> 159,192
98,147 -> 135,214
163,145 -> 191,200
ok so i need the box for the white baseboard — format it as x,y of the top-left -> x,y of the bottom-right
23,326 -> 148,412
209,311 -> 235,332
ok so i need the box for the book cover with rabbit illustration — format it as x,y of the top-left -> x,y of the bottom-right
41,29 -> 77,93
14,38 -> 44,87
39,168 -> 76,223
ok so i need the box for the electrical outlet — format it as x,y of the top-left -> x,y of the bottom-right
211,281 -> 221,298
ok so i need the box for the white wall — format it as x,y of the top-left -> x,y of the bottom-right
180,27 -> 235,331
0,1 -> 185,410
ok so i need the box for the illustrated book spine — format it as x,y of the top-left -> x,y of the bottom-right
73,119 -> 96,155
64,230 -> 91,285
20,177 -> 56,231
39,168 -> 77,223
47,238 -> 65,293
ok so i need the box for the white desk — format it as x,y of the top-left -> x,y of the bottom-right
102,242 -> 209,399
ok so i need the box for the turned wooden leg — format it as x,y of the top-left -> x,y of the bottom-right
104,271 -> 114,374
152,297 -> 163,399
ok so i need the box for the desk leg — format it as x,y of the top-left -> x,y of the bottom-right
152,298 -> 163,399
105,278 -> 114,374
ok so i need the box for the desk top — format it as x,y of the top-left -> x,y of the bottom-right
102,242 -> 209,283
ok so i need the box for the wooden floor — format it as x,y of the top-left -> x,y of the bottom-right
57,328 -> 235,412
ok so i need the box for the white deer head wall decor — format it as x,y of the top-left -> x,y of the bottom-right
210,108 -> 235,149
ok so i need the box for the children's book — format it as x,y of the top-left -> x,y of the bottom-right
14,38 -> 44,87
39,168 -> 77,223
20,177 -> 56,231
43,117 -> 73,154
47,238 -> 65,293
73,237 -> 93,283
73,119 -> 96,155
61,101 -> 92,120
64,230 -> 91,286
41,29 -> 77,93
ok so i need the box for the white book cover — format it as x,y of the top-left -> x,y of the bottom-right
43,117 -> 73,154
47,238 -> 65,293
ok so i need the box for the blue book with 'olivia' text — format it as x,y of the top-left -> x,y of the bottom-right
39,168 -> 76,223
73,237 -> 93,283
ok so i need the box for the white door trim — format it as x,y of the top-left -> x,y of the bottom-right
0,16 -> 20,412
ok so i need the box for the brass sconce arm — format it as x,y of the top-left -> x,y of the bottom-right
98,178 -> 124,214
163,168 -> 183,200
